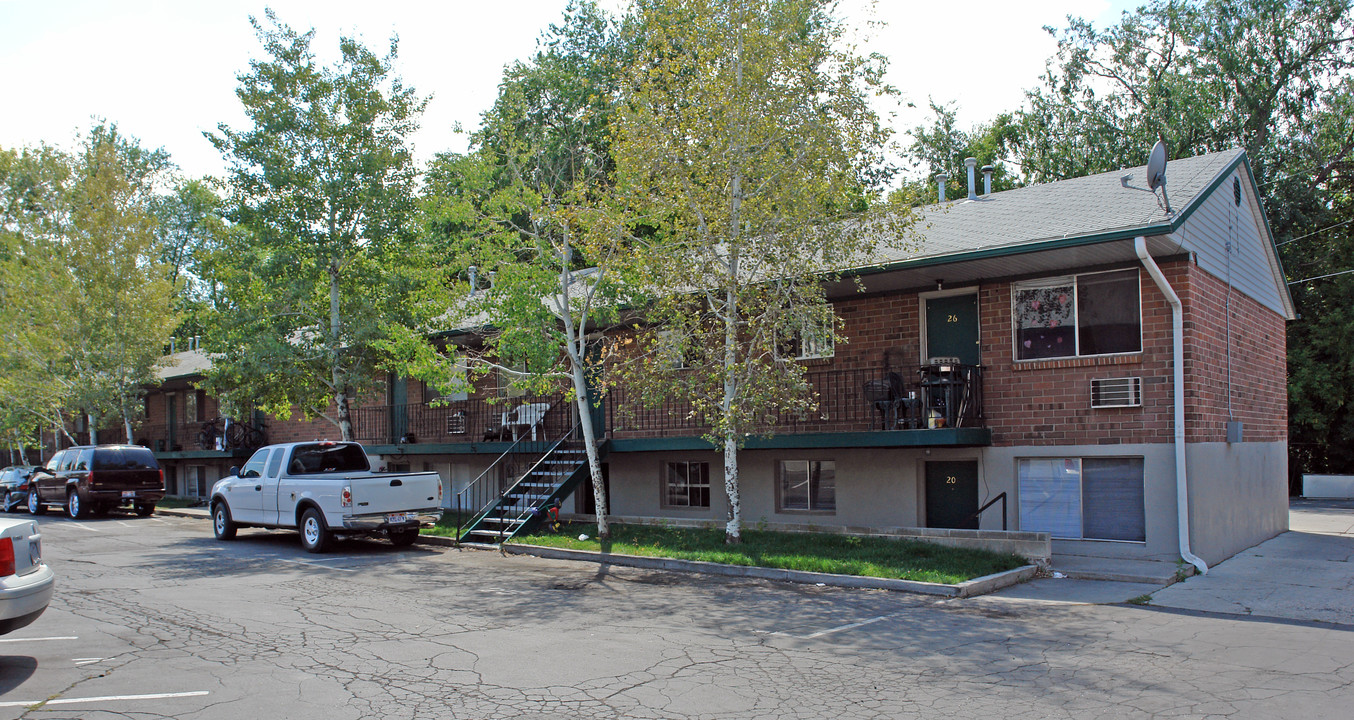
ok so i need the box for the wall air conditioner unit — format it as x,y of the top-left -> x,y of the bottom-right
1090,377 -> 1142,408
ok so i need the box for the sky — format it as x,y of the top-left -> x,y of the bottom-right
0,0 -> 1137,181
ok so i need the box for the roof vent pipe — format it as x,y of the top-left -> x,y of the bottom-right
982,165 -> 994,195
468,265 -> 478,296
936,173 -> 949,202
964,157 -> 978,200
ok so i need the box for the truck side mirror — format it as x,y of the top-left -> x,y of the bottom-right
226,466 -> 239,478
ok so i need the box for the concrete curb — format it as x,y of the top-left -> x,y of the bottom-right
155,507 -> 209,520
160,514 -> 1034,598
498,543 -> 1038,598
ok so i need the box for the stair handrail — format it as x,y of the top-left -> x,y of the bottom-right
960,491 -> 1007,531
454,401 -> 575,540
485,417 -> 583,543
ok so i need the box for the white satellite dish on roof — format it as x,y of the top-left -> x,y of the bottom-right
1146,138 -> 1172,213
1146,139 -> 1168,190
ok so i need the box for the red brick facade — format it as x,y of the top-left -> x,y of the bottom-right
1181,262 -> 1288,443
129,256 -> 1287,455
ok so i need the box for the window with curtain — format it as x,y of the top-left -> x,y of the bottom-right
1014,269 -> 1141,360
1017,457 -> 1145,541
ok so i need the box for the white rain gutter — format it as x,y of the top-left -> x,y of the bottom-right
1135,236 -> 1208,575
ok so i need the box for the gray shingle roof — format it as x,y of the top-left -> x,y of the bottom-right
880,147 -> 1244,265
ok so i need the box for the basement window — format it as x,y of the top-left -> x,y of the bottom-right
1013,269 -> 1142,360
1017,457 -> 1145,541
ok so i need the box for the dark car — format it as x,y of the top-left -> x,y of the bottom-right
28,445 -> 165,518
0,467 -> 38,513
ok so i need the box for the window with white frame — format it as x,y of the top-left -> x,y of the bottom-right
779,311 -> 836,360
1013,269 -> 1141,360
663,461 -> 710,508
1017,457 -> 1145,541
778,460 -> 836,513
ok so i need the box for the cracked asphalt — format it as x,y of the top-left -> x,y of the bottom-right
3,512 -> 1354,719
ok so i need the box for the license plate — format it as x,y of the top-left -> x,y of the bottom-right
386,512 -> 414,524
121,491 -> 135,498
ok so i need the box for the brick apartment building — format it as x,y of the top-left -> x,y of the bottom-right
124,147 -> 1289,569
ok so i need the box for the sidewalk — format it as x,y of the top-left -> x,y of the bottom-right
1145,499 -> 1354,624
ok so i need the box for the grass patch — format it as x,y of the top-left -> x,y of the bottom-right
512,522 -> 1028,585
1126,594 -> 1153,606
423,510 -> 481,537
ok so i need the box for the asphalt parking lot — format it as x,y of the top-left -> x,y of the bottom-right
5,510 -> 1354,719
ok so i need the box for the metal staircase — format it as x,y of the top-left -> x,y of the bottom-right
455,406 -> 594,544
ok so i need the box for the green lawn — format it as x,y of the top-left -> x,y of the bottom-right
424,510 -> 481,537
512,522 -> 1028,585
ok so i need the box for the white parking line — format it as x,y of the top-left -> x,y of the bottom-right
757,614 -> 897,640
0,636 -> 78,643
280,559 -> 357,572
65,521 -> 99,532
803,615 -> 893,639
73,657 -> 104,666
0,691 -> 209,708
116,521 -> 134,528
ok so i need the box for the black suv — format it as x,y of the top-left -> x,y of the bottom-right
29,445 -> 165,518
0,466 -> 38,512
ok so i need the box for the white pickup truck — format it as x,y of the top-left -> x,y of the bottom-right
209,441 -> 443,553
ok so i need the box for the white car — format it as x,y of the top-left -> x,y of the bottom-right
0,518 -> 54,635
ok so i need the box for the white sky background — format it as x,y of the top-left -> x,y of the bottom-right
0,0 -> 1135,181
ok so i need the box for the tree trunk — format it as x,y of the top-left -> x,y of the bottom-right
558,246 -> 610,540
329,253 -> 353,441
571,367 -> 609,540
722,251 -> 742,545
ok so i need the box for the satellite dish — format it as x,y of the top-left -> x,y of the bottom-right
1146,139 -> 1168,191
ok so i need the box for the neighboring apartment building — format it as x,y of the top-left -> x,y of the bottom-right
127,147 -> 1289,569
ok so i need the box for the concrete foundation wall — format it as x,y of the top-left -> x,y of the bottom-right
556,438 -> 1288,567
1186,441 -> 1288,567
1302,475 -> 1354,499
593,447 -> 991,531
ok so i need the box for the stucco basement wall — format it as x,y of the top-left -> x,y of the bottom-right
1186,441 -> 1288,566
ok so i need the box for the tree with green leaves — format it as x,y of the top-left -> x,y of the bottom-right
612,0 -> 912,543
1,125 -> 179,444
206,10 -> 428,439
905,100 -> 1022,201
1015,0 -> 1353,183
398,0 -> 630,537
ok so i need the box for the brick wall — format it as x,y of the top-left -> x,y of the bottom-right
979,265 -> 1179,447
1182,263 -> 1288,443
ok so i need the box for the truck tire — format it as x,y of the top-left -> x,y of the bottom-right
28,490 -> 44,515
299,507 -> 332,553
389,527 -> 419,547
67,490 -> 86,519
212,502 -> 237,540
135,503 -> 155,517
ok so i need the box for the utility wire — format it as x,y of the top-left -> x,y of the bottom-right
1287,267 -> 1354,285
1276,219 -> 1353,246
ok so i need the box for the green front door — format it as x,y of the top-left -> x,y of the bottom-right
925,294 -> 980,365
925,460 -> 979,529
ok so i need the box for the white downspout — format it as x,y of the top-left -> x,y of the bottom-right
1135,236 -> 1208,575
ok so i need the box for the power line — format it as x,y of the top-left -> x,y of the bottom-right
1276,219 -> 1353,247
1287,267 -> 1354,285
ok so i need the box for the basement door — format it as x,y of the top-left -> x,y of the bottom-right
924,460 -> 979,530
